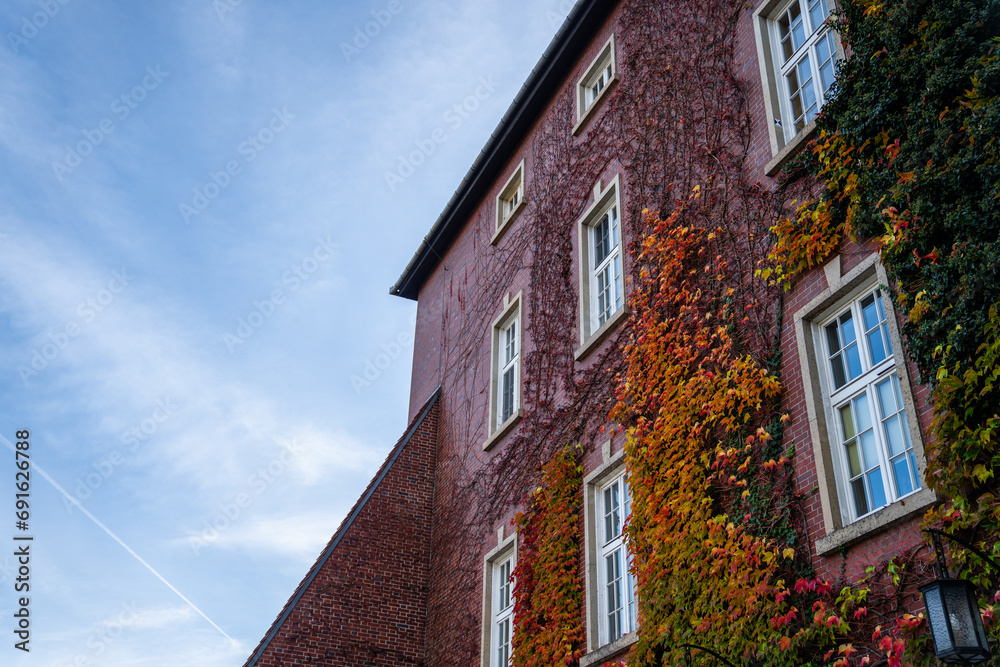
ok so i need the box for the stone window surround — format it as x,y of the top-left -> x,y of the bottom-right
572,34 -> 619,136
493,159 -> 526,246
581,445 -> 639,664
481,528 -> 518,667
794,253 -> 938,557
484,291 -> 524,451
752,0 -> 844,176
575,175 -> 628,362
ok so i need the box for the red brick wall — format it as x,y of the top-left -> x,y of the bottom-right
416,7 -> 635,665
247,397 -> 439,667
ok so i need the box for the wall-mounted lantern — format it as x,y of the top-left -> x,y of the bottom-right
919,529 -> 999,665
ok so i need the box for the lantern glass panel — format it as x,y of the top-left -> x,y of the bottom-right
921,579 -> 992,665
944,584 -> 980,649
923,584 -> 952,653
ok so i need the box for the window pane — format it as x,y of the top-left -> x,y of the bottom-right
828,322 -> 847,388
845,440 -> 861,477
839,404 -> 855,439
817,32 -> 838,95
892,377 -> 909,448
798,56 -> 818,124
867,470 -> 887,509
844,343 -> 862,381
604,484 -> 621,542
779,14 -> 794,61
826,322 -> 841,353
504,321 -> 517,364
497,617 -> 510,666
840,311 -> 857,343
808,0 -> 829,32
876,377 -> 896,419
819,56 -> 836,97
613,255 -> 622,312
606,550 -> 623,642
626,558 -> 636,632
866,326 -> 888,366
861,294 -> 879,330
909,451 -> 921,490
859,430 -> 878,471
501,368 -> 515,423
789,1 -> 805,51
851,478 -> 869,516
597,265 -> 612,325
853,393 -> 872,432
862,293 -> 889,365
787,68 -> 804,129
622,477 -> 631,519
882,415 -> 905,457
853,393 -> 879,472
594,215 -> 611,267
854,394 -> 872,433
876,291 -> 894,355
610,206 -> 619,250
498,560 -> 511,610
891,455 -> 915,497
830,354 -> 846,389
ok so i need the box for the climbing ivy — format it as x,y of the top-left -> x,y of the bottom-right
512,445 -> 587,667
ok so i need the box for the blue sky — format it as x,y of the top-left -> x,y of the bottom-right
0,0 -> 569,663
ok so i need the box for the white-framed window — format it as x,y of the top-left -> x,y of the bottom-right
794,257 -> 934,556
485,292 -> 523,450
820,287 -> 921,523
573,35 -> 618,135
494,160 -> 526,245
576,176 -> 626,360
491,553 -> 515,667
482,534 -> 516,667
772,0 -> 838,137
753,0 -> 843,168
596,471 -> 636,646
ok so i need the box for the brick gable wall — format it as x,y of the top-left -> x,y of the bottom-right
245,393 -> 440,667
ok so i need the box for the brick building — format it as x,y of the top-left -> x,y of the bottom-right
244,0 -> 937,665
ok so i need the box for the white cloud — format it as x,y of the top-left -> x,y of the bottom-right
189,509 -> 348,561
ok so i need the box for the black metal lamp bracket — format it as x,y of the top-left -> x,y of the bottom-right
924,529 -> 1000,580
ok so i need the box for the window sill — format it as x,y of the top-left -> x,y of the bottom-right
764,119 -> 818,178
491,199 -> 526,246
575,305 -> 628,362
572,75 -> 619,137
814,487 -> 939,557
482,409 -> 523,452
580,632 -> 638,667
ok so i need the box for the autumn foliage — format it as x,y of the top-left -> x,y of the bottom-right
512,446 -> 587,667
611,205 -> 791,665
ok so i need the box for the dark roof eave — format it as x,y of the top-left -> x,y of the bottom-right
390,0 -> 616,301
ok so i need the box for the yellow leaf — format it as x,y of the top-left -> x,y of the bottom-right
783,548 -> 796,560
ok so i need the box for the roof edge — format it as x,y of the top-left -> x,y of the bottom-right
390,0 -> 615,301
243,388 -> 441,666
